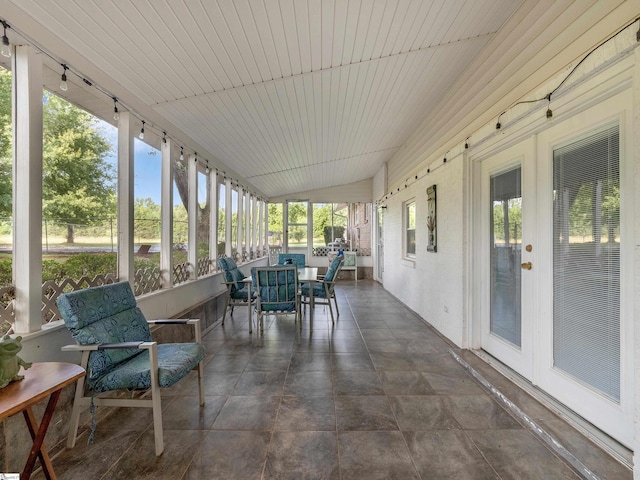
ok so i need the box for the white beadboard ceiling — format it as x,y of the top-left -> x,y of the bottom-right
4,0 -> 546,198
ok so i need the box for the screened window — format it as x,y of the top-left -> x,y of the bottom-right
405,200 -> 416,258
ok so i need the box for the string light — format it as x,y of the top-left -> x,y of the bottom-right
112,97 -> 119,121
180,147 -> 184,161
205,161 -> 210,174
1,21 -> 10,58
162,131 -> 167,143
60,64 -> 68,91
139,120 -> 145,140
545,93 -> 553,120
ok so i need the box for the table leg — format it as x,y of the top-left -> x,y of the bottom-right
22,390 -> 61,480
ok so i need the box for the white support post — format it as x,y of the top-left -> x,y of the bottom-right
117,112 -> 135,286
188,154 -> 197,278
264,201 -> 269,255
283,202 -> 288,252
12,45 -> 43,333
209,171 -> 218,265
245,191 -> 251,259
160,139 -> 173,288
258,200 -> 264,257
225,177 -> 232,258
252,195 -> 258,258
237,186 -> 244,262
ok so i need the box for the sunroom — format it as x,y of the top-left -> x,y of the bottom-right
1,1 -> 640,479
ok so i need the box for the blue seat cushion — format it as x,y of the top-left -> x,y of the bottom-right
230,286 -> 254,300
89,343 -> 205,392
301,283 -> 328,298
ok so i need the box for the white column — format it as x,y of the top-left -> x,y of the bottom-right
188,154 -> 198,278
160,139 -> 173,288
631,46 -> 640,480
237,186 -> 244,262
252,195 -> 258,258
117,111 -> 135,287
12,45 -> 42,333
245,191 -> 251,259
264,202 -> 269,253
209,171 -> 218,266
258,200 -> 264,257
225,177 -> 232,258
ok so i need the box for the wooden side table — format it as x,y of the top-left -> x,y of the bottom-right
0,362 -> 85,480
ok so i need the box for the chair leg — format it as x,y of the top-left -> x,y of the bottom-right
197,361 -> 205,406
221,292 -> 229,325
67,350 -> 90,449
146,343 -> 164,456
333,293 -> 340,317
327,297 -> 335,324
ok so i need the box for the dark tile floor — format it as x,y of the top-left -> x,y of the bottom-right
38,280 -> 631,479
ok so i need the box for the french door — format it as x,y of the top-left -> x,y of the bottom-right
476,91 -> 633,447
478,138 -> 536,380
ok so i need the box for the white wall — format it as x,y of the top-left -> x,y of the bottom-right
381,155 -> 465,347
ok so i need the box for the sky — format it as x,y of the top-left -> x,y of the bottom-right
97,119 -> 209,207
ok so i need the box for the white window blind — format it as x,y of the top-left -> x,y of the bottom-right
553,125 -> 620,402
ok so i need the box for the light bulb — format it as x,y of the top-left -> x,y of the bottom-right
180,148 -> 184,161
113,109 -> 119,121
1,36 -> 10,58
205,165 -> 210,174
60,71 -> 68,92
139,121 -> 145,140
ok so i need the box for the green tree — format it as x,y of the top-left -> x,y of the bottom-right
0,69 -> 12,218
42,93 -> 115,242
134,198 -> 161,240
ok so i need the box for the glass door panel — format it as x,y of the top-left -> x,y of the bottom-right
552,125 -> 620,401
490,167 -> 522,347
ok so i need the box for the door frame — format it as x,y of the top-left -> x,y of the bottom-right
473,137 -> 537,381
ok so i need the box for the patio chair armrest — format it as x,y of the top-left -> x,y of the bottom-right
62,341 -> 151,351
147,319 -> 199,325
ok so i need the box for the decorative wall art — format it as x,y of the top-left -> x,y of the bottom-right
426,185 -> 437,252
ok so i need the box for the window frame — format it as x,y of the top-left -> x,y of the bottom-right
404,199 -> 416,259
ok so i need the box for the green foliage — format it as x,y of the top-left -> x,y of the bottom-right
42,93 -> 116,229
0,257 -> 10,286
134,198 -> 161,239
0,70 -> 12,217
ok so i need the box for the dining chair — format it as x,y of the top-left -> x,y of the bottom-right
218,256 -> 255,329
300,255 -> 344,323
251,265 -> 301,332
56,281 -> 205,456
277,253 -> 306,267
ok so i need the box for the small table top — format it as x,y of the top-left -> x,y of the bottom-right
297,267 -> 318,282
0,362 -> 85,420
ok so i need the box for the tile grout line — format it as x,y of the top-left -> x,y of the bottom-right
449,349 -> 600,480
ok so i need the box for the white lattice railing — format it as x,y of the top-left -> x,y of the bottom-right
173,262 -> 191,284
42,274 -> 117,324
197,257 -> 214,277
134,266 -> 162,296
0,284 -> 15,335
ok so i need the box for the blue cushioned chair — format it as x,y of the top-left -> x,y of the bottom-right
251,265 -> 301,332
218,256 -> 255,331
57,281 -> 205,456
301,255 -> 344,323
277,253 -> 306,268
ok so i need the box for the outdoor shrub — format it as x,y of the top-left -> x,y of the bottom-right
0,258 -> 10,285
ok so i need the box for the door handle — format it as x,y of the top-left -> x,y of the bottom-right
521,262 -> 532,270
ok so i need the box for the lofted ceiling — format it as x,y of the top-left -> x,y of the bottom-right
2,0 -> 630,199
